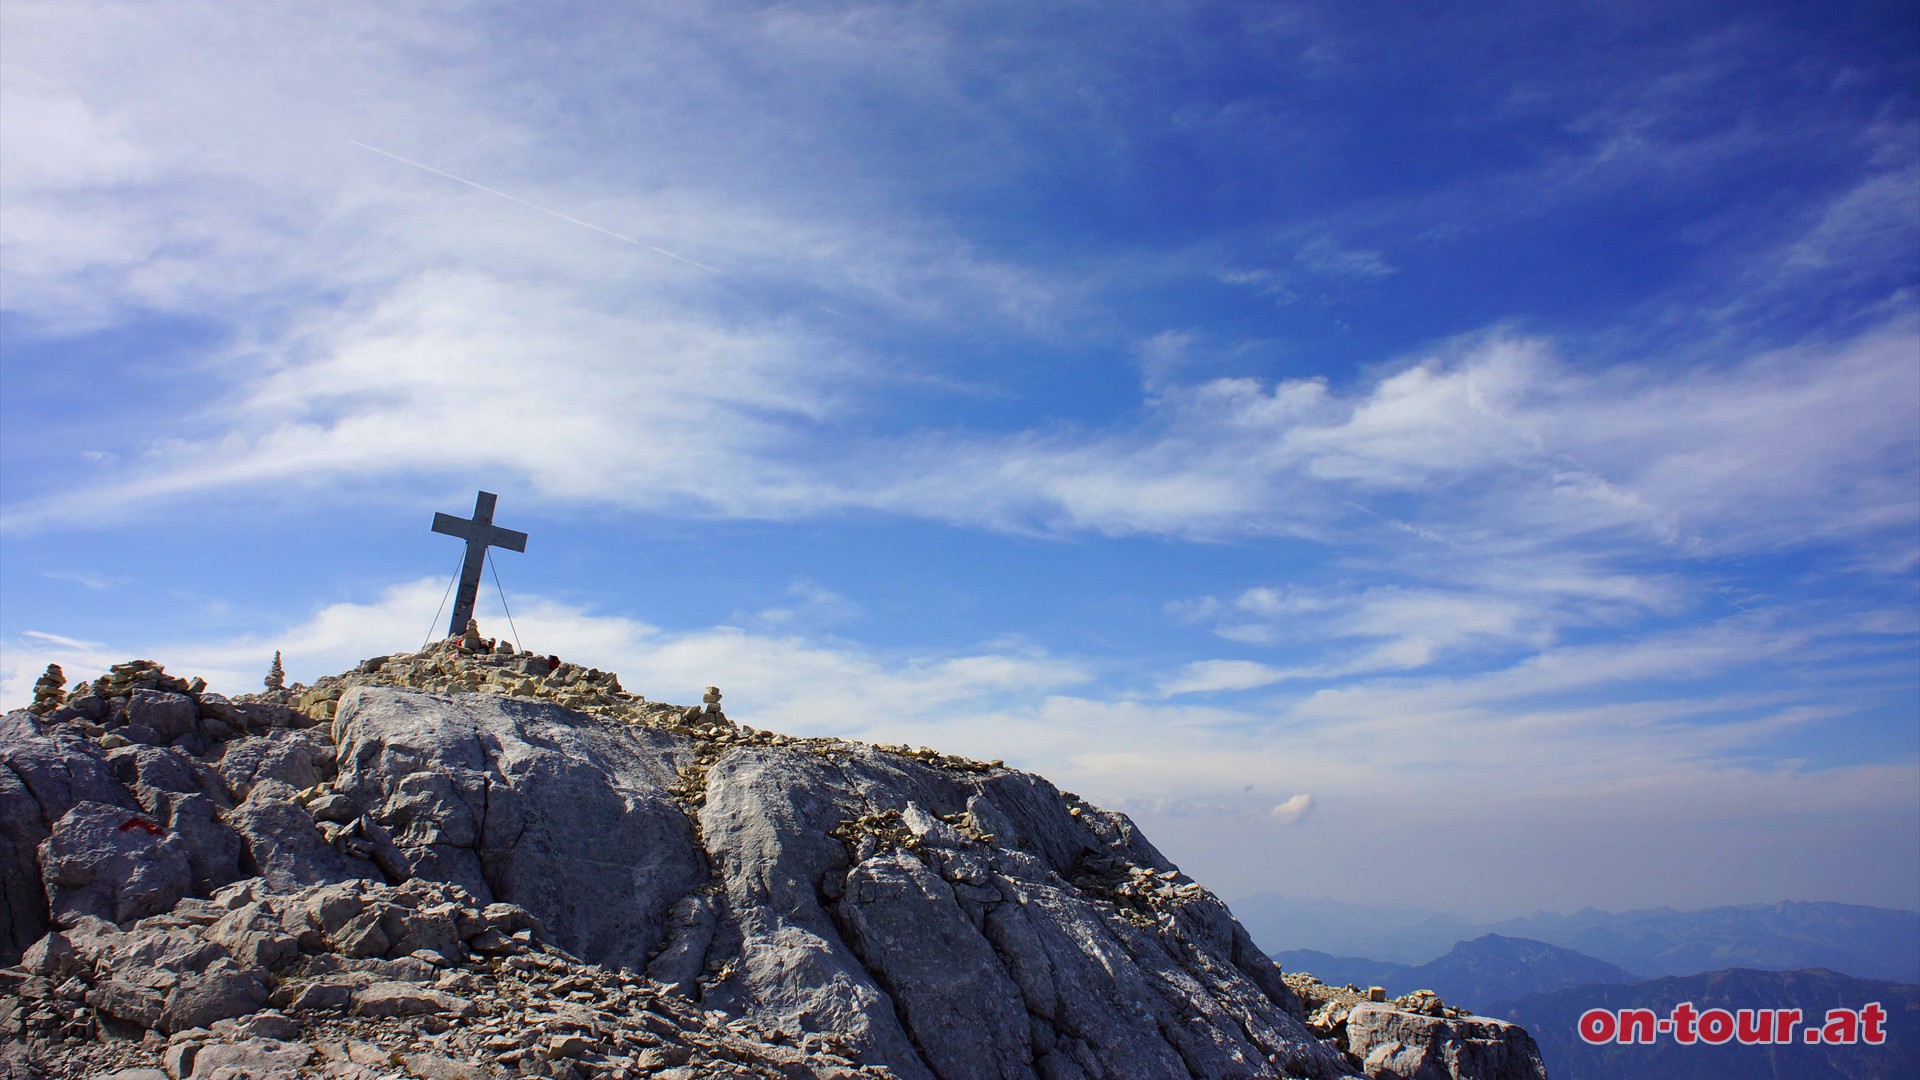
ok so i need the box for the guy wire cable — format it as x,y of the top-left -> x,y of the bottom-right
488,549 -> 523,652
422,549 -> 464,652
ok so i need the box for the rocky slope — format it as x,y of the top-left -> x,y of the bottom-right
2,639 -> 1551,1079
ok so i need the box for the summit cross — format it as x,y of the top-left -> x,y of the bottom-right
431,490 -> 528,639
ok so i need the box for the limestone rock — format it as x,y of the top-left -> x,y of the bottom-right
329,687 -> 705,969
124,691 -> 198,744
0,650 -> 1552,1080
183,1036 -> 313,1078
1,724 -> 136,958
194,693 -> 245,728
223,782 -> 377,892
206,901 -> 299,969
695,742 -> 1352,1079
211,729 -> 335,797
38,800 -> 193,925
353,981 -> 475,1017
21,930 -> 77,976
105,745 -> 243,894
160,959 -> 275,1032
1345,1004 -> 1549,1080
65,916 -> 272,1034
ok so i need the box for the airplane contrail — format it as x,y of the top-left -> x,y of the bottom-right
348,140 -> 721,273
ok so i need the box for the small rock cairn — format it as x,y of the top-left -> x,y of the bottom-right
88,659 -> 203,698
28,664 -> 66,715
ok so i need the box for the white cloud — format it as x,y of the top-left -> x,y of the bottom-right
748,580 -> 866,630
1158,659 -> 1295,696
1269,793 -> 1314,824
1295,238 -> 1393,280
21,630 -> 106,650
0,0 -> 1066,532
847,318 -> 1918,567
40,570 -> 126,591
1169,562 -> 1688,683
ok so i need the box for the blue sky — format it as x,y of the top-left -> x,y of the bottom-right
2,0 -> 1916,921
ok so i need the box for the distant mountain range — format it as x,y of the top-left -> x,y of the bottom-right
1275,934 -> 1639,1014
1239,893 -> 1920,983
1275,934 -> 1920,1079
1506,968 -> 1920,1080
1486,902 -> 1920,984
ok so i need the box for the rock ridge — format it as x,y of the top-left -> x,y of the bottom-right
3,644 -> 1550,1080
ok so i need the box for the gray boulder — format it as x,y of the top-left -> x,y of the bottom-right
20,929 -> 78,976
211,729 -> 334,797
695,742 -> 1352,1080
353,981 -> 476,1017
696,745 -> 932,1073
66,915 -> 273,1033
330,688 -> 707,969
38,800 -> 192,925
125,690 -> 198,742
834,849 -> 1033,1078
1346,1004 -> 1549,1080
0,721 -> 135,958
195,692 -> 245,726
184,1037 -> 314,1078
206,900 -> 300,969
225,781 -> 378,892
105,744 -> 243,894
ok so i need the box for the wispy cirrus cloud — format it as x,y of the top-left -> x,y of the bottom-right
4,2 -> 1914,584
40,570 -> 128,591
851,318 -> 1920,564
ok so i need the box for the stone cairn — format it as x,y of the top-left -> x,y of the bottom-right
95,659 -> 199,698
264,651 -> 286,696
27,664 -> 66,715
678,686 -> 722,725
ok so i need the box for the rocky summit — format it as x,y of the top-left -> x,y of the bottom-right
1,637 -> 1550,1080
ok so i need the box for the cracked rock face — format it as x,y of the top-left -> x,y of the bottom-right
2,649 -> 1550,1080
329,689 -> 706,973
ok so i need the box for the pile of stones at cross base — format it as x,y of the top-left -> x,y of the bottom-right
3,622 -> 1551,1080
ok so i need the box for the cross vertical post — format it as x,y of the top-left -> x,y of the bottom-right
431,491 -> 529,640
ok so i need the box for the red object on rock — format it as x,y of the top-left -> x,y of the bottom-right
117,817 -> 165,835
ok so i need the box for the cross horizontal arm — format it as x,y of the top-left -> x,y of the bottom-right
484,525 -> 529,553
431,514 -> 527,552
431,512 -> 477,539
